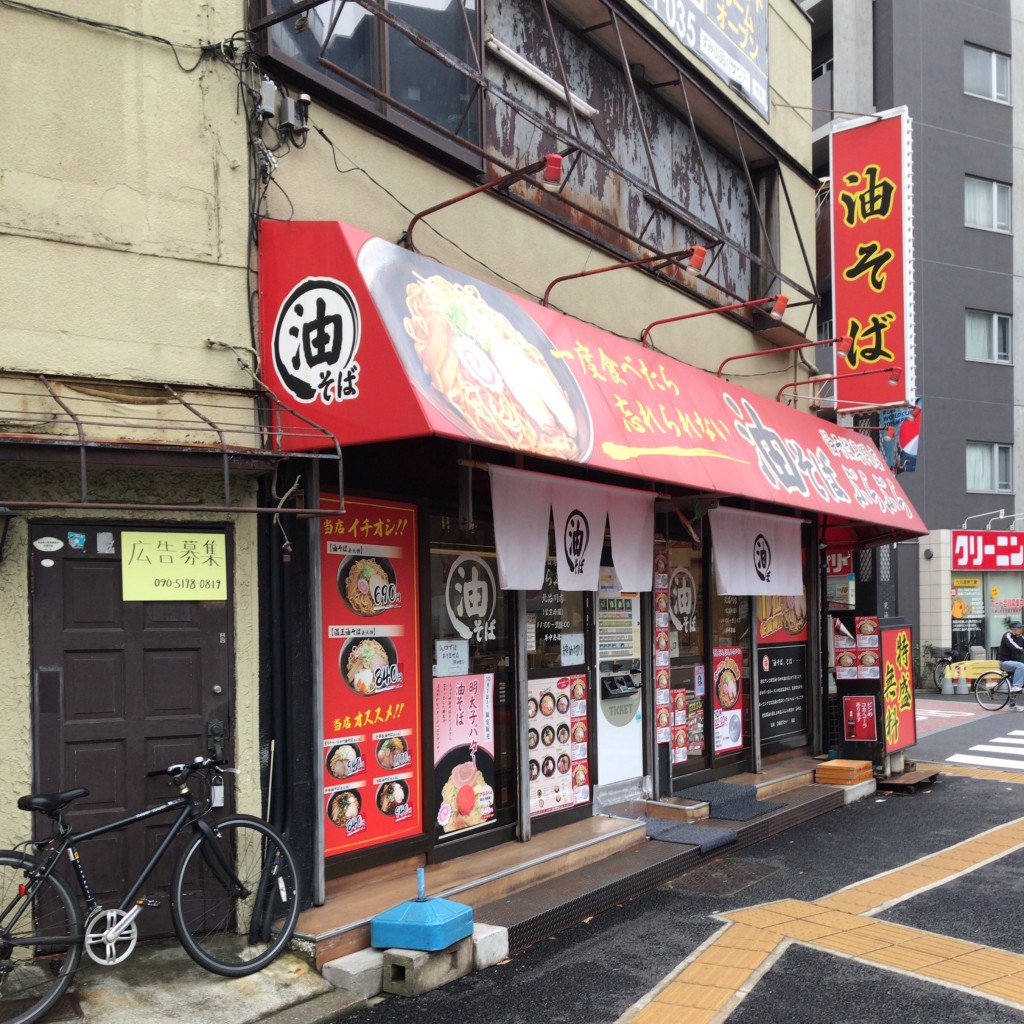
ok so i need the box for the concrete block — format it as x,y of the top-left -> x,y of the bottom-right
321,946 -> 386,999
382,937 -> 474,996
840,778 -> 876,805
472,922 -> 509,971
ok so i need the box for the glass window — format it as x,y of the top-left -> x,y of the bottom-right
525,560 -> 587,673
966,309 -> 1012,363
428,518 -> 516,836
266,0 -> 481,151
966,441 -> 1013,492
965,176 -> 1012,232
965,44 -> 1010,102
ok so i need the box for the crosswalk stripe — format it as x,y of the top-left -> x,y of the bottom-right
968,744 -> 1024,756
947,753 -> 1024,770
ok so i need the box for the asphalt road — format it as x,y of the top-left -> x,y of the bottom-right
343,772 -> 1024,1024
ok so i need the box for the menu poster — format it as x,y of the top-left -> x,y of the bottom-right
712,646 -> 743,754
321,497 -> 422,856
529,675 -> 588,816
653,550 -> 672,739
687,697 -> 704,755
843,694 -> 877,742
434,674 -> 495,837
671,723 -> 688,763
755,595 -> 809,644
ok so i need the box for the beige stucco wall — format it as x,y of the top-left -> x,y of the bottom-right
0,465 -> 261,850
0,1 -> 252,387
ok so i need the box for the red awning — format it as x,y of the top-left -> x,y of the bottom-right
257,221 -> 927,546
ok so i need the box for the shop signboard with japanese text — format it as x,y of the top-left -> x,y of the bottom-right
830,108 -> 915,411
881,625 -> 916,754
712,647 -> 743,754
755,595 -> 808,742
320,497 -> 422,856
434,674 -> 495,837
528,675 -> 589,815
953,530 -> 1024,571
257,221 -> 926,547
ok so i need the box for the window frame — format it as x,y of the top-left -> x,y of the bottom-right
966,441 -> 1013,493
964,43 -> 1010,103
965,308 -> 1013,364
965,175 -> 1012,233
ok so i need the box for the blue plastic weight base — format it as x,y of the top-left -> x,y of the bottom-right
370,868 -> 474,952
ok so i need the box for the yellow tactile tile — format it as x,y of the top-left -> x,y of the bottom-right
657,982 -> 735,1010
678,962 -> 753,989
770,919 -> 841,942
840,920 -> 920,946
761,898 -> 822,919
696,945 -> 771,971
815,931 -> 898,958
918,959 -> 1006,986
712,923 -> 781,953
953,948 -> 1024,975
724,907 -> 797,930
977,976 -> 1024,1002
812,891 -> 886,914
630,1002 -> 716,1024
897,933 -> 981,958
859,945 -> 947,971
802,908 -> 874,931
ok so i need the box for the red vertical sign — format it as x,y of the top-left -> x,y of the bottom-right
321,497 -> 422,856
881,625 -> 916,754
830,108 -> 914,410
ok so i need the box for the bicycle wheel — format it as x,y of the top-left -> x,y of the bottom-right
975,671 -> 1010,711
0,850 -> 82,1024
170,815 -> 300,977
933,658 -> 950,690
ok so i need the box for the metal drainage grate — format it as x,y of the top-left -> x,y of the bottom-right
666,858 -> 779,896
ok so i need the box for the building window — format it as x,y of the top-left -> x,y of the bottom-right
964,44 -> 1010,103
966,309 -> 1012,363
264,0 -> 481,158
967,441 -> 1012,492
965,176 -> 1012,232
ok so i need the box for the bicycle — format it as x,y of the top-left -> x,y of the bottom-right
932,647 -> 969,690
0,755 -> 300,1024
974,668 -> 1024,711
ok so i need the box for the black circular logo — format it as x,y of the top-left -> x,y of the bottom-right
563,509 -> 590,575
753,533 -> 771,583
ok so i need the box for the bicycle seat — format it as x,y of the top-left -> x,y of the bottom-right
18,788 -> 89,815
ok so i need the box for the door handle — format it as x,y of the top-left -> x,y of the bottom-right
207,718 -> 225,761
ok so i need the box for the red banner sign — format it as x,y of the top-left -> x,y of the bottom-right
257,221 -> 926,545
831,108 -> 915,411
953,530 -> 1024,570
321,497 -> 422,856
880,625 -> 916,754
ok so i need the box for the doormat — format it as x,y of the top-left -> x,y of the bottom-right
674,781 -> 785,821
646,818 -> 737,854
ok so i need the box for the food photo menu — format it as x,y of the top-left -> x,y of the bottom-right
528,674 -> 589,815
320,496 -> 422,856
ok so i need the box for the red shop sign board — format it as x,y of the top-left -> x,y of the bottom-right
320,496 -> 422,856
256,221 -> 926,546
953,530 -> 1024,571
842,695 -> 877,742
830,108 -> 915,411
880,625 -> 916,754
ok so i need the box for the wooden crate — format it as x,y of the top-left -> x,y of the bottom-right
815,759 -> 874,785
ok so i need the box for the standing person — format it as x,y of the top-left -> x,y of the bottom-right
998,620 -> 1024,711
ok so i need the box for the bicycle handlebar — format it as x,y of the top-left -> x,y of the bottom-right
146,756 -> 229,781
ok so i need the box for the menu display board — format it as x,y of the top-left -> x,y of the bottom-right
529,674 -> 589,815
712,646 -> 743,754
321,497 -> 422,856
755,596 -> 807,742
433,673 -> 495,837
653,551 -> 672,740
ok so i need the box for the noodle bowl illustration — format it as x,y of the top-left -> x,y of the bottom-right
358,239 -> 592,462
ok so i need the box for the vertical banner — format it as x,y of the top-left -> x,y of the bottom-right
321,497 -> 422,856
712,647 -> 743,754
881,625 -> 916,754
434,674 -> 495,836
831,107 -> 915,410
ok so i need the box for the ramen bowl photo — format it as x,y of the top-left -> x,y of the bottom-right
339,635 -> 399,696
338,555 -> 397,617
357,237 -> 593,463
328,790 -> 361,826
715,660 -> 741,710
326,743 -> 361,780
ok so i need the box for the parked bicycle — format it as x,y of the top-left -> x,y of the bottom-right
974,668 -> 1024,711
0,755 -> 300,1024
932,647 -> 970,690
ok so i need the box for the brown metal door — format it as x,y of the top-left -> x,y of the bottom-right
29,523 -> 234,939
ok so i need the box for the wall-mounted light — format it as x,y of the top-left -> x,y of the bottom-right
961,509 -> 1005,529
640,294 -> 789,349
485,34 -> 598,120
402,148 -> 577,252
776,364 -> 901,404
541,245 -> 708,307
716,335 -> 851,378
923,548 -> 934,560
